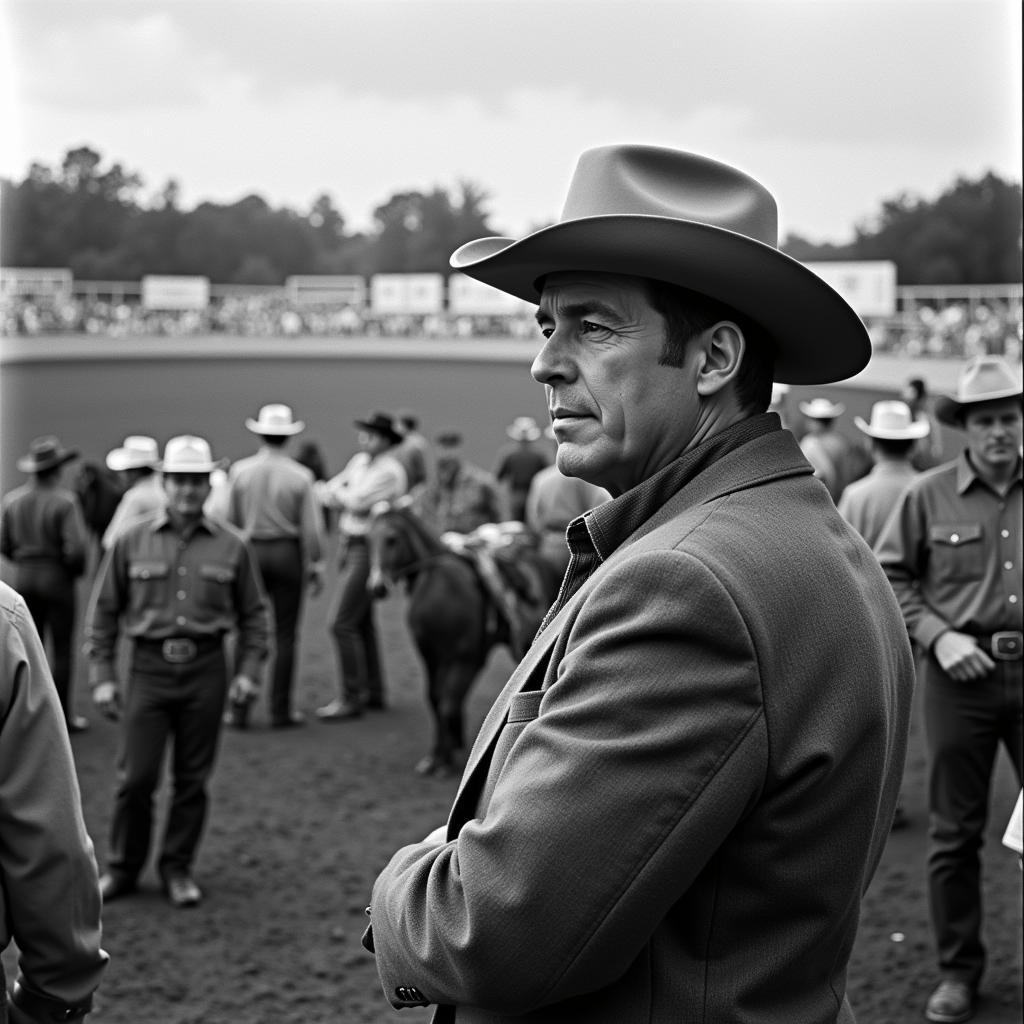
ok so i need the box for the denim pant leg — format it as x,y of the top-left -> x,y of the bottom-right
158,648 -> 229,878
330,539 -> 374,706
253,539 -> 304,721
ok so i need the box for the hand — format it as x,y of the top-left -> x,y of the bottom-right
92,681 -> 121,721
228,674 -> 259,706
307,565 -> 324,598
932,630 -> 996,682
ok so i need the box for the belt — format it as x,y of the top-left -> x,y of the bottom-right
977,630 -> 1024,661
136,635 -> 223,664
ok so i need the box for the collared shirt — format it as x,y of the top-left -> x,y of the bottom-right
875,450 -> 1023,651
837,459 -> 919,548
539,413 -> 780,632
226,447 -> 325,567
416,461 -> 502,535
101,474 -> 166,550
318,451 -> 408,537
0,581 -> 108,1010
85,510 -> 271,684
0,481 -> 88,576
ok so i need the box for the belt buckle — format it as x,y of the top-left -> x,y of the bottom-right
162,638 -> 197,664
991,630 -> 1023,661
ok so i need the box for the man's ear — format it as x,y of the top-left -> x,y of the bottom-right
695,322 -> 745,397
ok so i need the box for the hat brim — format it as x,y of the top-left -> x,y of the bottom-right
245,419 -> 305,436
158,458 -> 226,474
450,215 -> 871,385
934,387 -> 1024,428
854,416 -> 931,440
16,449 -> 79,473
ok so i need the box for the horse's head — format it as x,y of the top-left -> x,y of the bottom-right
366,500 -> 425,597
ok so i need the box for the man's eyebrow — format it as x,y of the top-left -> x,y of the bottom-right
535,300 -> 623,325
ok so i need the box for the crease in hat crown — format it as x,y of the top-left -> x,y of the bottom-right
449,143 -> 871,386
160,435 -> 220,473
246,403 -> 305,435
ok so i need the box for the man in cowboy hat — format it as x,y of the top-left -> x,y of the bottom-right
363,144 -> 913,1023
798,395 -> 866,502
876,355 -> 1023,1024
85,436 -> 270,909
1,435 -> 90,732
224,404 -> 326,728
493,415 -> 550,521
102,435 -> 165,550
315,411 -> 408,720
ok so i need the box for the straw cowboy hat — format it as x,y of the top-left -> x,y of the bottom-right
450,144 -> 870,386
506,416 -> 542,442
934,356 -> 1024,427
17,435 -> 79,473
245,403 -> 305,436
106,435 -> 160,471
854,401 -> 931,440
799,397 -> 846,421
158,436 -> 223,474
353,411 -> 404,446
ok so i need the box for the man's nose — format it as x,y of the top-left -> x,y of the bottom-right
531,330 -> 574,385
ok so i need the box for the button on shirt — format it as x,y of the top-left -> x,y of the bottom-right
85,510 -> 271,685
226,447 -> 325,565
317,452 -> 408,537
875,451 -> 1023,651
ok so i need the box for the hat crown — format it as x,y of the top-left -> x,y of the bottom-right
28,435 -> 62,459
122,435 -> 159,456
956,356 -> 1023,402
257,404 -> 293,426
869,401 -> 915,432
162,435 -> 215,472
560,145 -> 778,246
801,398 -> 845,419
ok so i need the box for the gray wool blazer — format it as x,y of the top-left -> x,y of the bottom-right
366,427 -> 914,1024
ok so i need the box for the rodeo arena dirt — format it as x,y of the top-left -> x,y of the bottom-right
1,326 -> 1023,1024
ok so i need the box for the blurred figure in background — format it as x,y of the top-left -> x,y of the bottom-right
903,375 -> 946,471
225,404 -> 326,728
798,397 -> 866,502
493,415 -> 550,521
1,579 -> 108,1024
316,411 -> 408,720
876,356 -> 1023,1024
102,435 -> 164,550
394,408 -> 431,495
294,438 -> 332,532
416,429 -> 502,535
0,435 -> 90,733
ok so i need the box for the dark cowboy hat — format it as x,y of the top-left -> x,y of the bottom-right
17,435 -> 80,473
450,144 -> 871,385
934,356 -> 1024,428
354,411 -> 404,446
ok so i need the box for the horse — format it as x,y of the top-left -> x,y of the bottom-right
366,503 -> 559,776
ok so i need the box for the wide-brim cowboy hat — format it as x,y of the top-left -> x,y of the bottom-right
799,398 -> 846,421
450,145 -> 870,386
934,356 -> 1024,427
354,411 -> 404,446
106,435 -> 160,471
854,401 -> 931,440
158,435 -> 225,474
245,403 -> 305,436
506,416 -> 542,441
17,435 -> 79,473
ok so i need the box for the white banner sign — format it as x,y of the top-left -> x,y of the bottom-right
286,275 -> 366,307
142,275 -> 210,311
370,273 -> 445,314
802,261 -> 897,318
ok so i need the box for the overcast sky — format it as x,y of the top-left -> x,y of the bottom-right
1,0 -> 1020,243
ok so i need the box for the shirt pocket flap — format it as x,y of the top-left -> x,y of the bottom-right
199,563 -> 236,584
928,523 -> 982,546
128,560 -> 169,580
507,690 -> 543,724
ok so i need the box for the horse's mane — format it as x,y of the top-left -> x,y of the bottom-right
389,505 -> 447,558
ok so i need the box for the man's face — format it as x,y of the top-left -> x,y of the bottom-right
163,473 -> 211,519
532,271 -> 700,495
963,399 -> 1023,473
437,450 -> 461,484
359,430 -> 388,456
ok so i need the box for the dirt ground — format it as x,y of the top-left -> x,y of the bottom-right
4,551 -> 1022,1024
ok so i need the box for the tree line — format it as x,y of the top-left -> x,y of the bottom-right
1,145 -> 1020,286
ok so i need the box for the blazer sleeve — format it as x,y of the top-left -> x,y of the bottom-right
368,547 -> 766,1014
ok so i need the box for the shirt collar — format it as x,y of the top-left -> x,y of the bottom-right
568,412 -> 781,562
956,449 -> 1024,495
151,509 -> 215,536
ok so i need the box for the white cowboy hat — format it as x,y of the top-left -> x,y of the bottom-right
245,403 -> 305,435
507,416 -> 542,441
106,435 -> 160,471
450,144 -> 870,386
934,356 -> 1023,427
854,401 -> 931,440
158,435 -> 223,474
799,397 -> 846,421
